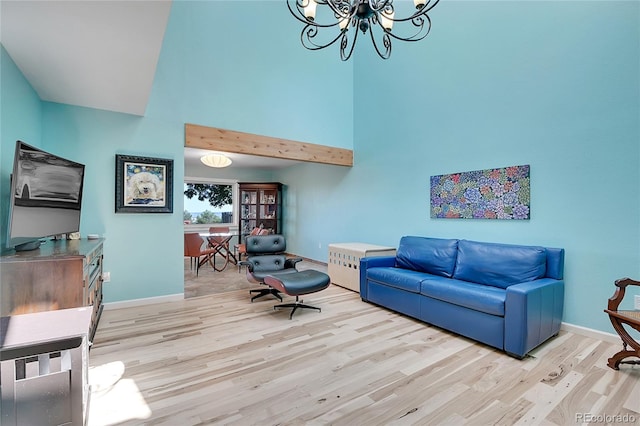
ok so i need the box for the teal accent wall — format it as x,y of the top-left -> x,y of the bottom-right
2,2 -> 639,335
146,1 -> 354,148
347,0 -> 639,332
276,1 -> 640,333
41,103 -> 185,302
0,46 -> 42,248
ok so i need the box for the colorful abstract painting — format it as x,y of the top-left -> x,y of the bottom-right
430,165 -> 530,220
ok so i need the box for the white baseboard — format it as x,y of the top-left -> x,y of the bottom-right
561,321 -> 620,344
103,293 -> 184,310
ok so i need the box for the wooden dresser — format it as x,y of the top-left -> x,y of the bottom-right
0,238 -> 104,341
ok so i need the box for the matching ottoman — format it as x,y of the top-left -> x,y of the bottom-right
264,270 -> 331,319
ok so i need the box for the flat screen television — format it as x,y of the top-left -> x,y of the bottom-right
6,141 -> 85,251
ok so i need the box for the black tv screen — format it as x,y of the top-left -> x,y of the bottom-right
6,141 -> 85,251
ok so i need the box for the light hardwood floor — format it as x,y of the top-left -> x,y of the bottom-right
89,264 -> 639,426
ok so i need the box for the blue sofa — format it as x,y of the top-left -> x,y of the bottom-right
359,236 -> 565,358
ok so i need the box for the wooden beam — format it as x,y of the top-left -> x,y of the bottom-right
185,123 -> 353,167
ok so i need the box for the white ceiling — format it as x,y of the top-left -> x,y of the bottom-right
1,0 -> 302,170
1,0 -> 172,116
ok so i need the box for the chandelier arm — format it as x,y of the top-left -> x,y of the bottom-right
369,0 -> 392,13
301,25 -> 346,51
287,0 -> 342,28
389,0 -> 440,23
368,21 -> 392,60
386,15 -> 432,42
340,26 -> 359,61
322,0 -> 353,20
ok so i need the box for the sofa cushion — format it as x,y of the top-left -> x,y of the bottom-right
395,236 -> 459,278
453,240 -> 546,289
420,276 -> 506,316
366,267 -> 432,293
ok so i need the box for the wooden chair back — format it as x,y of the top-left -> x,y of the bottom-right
184,233 -> 206,257
208,226 -> 230,244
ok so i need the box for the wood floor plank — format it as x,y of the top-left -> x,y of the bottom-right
88,265 -> 640,425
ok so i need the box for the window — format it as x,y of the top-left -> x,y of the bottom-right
183,178 -> 237,230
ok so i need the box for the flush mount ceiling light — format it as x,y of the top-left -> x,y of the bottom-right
200,153 -> 232,168
287,0 -> 440,61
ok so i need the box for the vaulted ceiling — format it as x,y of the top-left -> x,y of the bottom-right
1,1 -> 347,169
1,0 -> 172,116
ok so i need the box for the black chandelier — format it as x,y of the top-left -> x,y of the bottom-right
287,0 -> 440,61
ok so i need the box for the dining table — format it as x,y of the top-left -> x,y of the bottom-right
199,231 -> 239,272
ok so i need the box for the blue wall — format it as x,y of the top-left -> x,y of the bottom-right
41,104 -> 186,302
0,46 -> 42,247
384,1 -> 640,333
277,1 -> 640,333
147,1 -> 354,149
1,1 -> 639,335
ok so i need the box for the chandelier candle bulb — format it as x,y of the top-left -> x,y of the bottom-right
414,0 -> 426,7
303,0 -> 317,20
339,15 -> 350,30
380,9 -> 395,31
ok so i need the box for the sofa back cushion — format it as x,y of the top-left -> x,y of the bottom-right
545,247 -> 565,280
453,240 -> 546,288
395,236 -> 459,278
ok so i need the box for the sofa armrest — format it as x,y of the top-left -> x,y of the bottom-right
359,256 -> 396,300
504,278 -> 564,358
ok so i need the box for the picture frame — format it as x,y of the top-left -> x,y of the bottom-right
115,154 -> 173,213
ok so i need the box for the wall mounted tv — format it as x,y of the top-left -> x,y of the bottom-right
6,141 -> 85,251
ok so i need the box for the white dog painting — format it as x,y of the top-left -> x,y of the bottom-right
126,171 -> 165,205
116,155 -> 173,213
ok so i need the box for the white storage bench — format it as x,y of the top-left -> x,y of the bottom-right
328,243 -> 396,293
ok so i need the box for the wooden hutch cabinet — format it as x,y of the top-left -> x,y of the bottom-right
0,238 -> 104,341
238,182 -> 282,244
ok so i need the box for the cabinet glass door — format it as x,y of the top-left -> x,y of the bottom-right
238,183 -> 282,242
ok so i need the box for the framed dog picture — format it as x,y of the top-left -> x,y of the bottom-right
115,154 -> 173,213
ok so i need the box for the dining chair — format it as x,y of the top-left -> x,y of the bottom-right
234,227 -> 269,272
184,232 -> 218,276
208,226 -> 230,244
207,226 -> 234,271
184,236 -> 193,270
